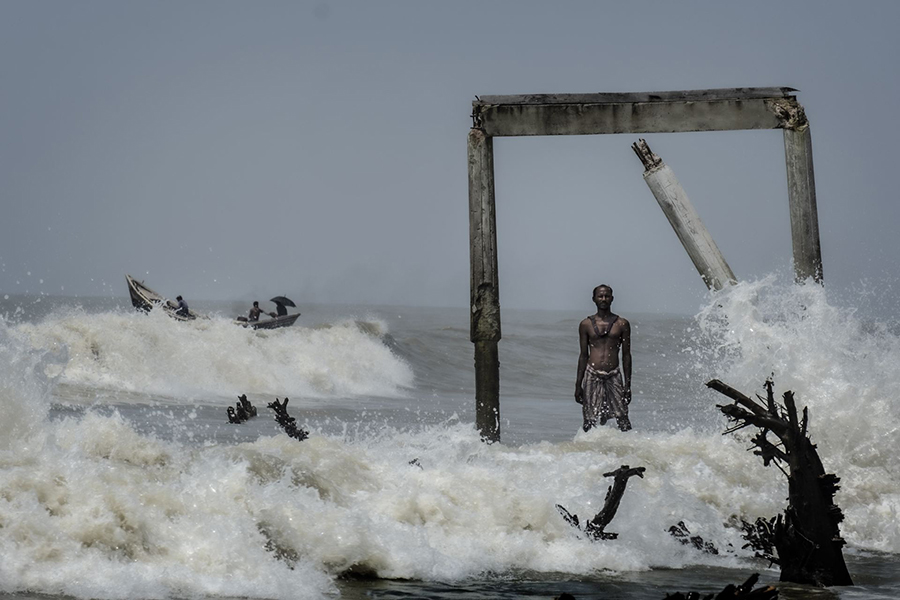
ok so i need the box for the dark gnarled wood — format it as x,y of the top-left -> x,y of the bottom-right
267,397 -> 309,441
664,573 -> 779,600
706,379 -> 852,587
556,465 -> 645,540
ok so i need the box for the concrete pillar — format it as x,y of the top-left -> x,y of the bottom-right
468,127 -> 501,442
784,126 -> 823,283
633,140 -> 737,291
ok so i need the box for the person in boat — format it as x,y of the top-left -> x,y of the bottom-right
175,295 -> 190,317
248,301 -> 276,322
574,284 -> 632,432
274,302 -> 288,317
248,301 -> 263,322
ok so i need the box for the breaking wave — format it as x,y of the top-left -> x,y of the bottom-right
7,308 -> 414,401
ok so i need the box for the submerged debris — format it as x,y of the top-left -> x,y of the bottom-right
668,521 -> 719,555
227,393 -> 258,423
556,464 -> 645,540
267,397 -> 309,441
740,516 -> 778,565
664,572 -> 778,599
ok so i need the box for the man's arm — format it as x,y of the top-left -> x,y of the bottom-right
620,319 -> 632,403
575,321 -> 589,403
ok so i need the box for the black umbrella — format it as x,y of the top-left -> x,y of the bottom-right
270,296 -> 296,307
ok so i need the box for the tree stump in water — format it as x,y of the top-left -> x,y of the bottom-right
557,465 -> 646,540
267,397 -> 309,441
706,378 -> 852,587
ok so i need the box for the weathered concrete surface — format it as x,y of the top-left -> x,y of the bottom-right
474,340 -> 500,443
784,126 -> 823,282
635,144 -> 737,291
474,89 -> 802,137
467,128 -> 501,342
468,127 -> 501,442
478,87 -> 797,105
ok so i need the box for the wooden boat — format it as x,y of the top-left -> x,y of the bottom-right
234,313 -> 301,330
127,274 -> 299,329
125,274 -> 198,320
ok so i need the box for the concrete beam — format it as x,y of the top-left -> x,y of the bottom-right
477,87 -> 797,105
473,88 -> 800,137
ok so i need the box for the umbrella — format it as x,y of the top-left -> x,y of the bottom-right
270,296 -> 296,307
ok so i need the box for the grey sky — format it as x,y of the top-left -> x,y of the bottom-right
1,1 -> 898,314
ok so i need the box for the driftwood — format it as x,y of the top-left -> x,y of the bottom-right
239,394 -> 258,417
267,397 -> 309,441
551,573 -> 777,600
228,394 -> 258,423
707,379 -> 852,587
740,516 -> 779,565
668,521 -> 719,555
664,573 -> 778,600
557,465 -> 646,540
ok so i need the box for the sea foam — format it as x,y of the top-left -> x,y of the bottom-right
694,276 -> 900,552
12,307 -> 414,401
0,283 -> 898,599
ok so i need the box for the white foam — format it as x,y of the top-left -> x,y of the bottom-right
695,276 -> 900,552
0,320 -> 55,454
0,411 -> 335,599
12,307 -> 413,401
1,282 -> 898,599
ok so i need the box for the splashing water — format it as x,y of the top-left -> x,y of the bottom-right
11,307 -> 413,401
0,283 -> 898,599
694,277 -> 900,552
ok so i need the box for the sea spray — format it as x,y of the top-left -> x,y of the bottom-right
0,319 -> 60,454
13,307 -> 414,401
695,276 -> 900,552
0,410 -> 337,599
0,292 -> 898,600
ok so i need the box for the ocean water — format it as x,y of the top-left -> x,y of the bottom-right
0,279 -> 898,599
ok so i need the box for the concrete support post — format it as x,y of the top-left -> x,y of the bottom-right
784,126 -> 823,283
473,340 -> 500,441
633,140 -> 737,291
468,127 -> 501,442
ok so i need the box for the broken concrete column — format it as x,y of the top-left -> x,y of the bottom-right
468,127 -> 501,443
632,139 -> 737,291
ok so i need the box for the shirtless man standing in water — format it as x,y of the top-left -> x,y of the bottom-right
574,285 -> 632,432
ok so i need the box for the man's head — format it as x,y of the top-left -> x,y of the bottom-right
592,285 -> 613,307
176,296 -> 183,301
253,301 -> 259,307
